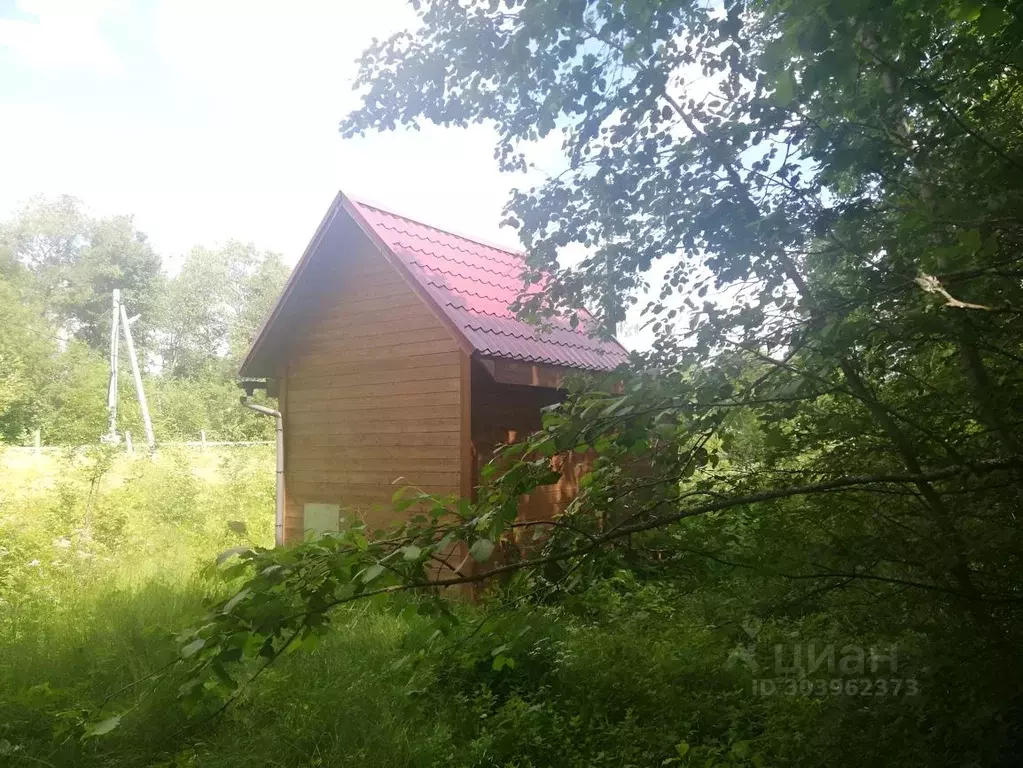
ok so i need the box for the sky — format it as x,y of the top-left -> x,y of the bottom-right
0,0 -> 537,264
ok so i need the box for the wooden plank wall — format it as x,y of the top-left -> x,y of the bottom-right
470,367 -> 588,523
281,238 -> 464,541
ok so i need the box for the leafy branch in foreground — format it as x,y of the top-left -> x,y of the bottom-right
144,0 -> 1023,726
337,0 -> 1023,630
166,361 -> 1022,714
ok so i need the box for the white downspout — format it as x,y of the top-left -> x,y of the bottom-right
241,396 -> 285,547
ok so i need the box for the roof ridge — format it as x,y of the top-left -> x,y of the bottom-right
348,195 -> 525,260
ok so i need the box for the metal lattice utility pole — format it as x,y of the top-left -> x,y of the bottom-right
106,289 -> 121,442
119,304 -> 155,452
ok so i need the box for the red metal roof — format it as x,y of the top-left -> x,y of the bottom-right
349,198 -> 629,372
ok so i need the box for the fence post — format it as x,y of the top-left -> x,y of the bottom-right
200,430 -> 207,452
125,431 -> 134,456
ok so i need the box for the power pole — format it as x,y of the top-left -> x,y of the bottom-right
119,304 -> 155,452
106,289 -> 121,442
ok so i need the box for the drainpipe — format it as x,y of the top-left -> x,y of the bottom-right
241,396 -> 284,547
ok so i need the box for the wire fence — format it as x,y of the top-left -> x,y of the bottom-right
162,441 -> 273,447
3,440 -> 272,456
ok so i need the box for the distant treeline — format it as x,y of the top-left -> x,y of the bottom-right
0,195 -> 288,445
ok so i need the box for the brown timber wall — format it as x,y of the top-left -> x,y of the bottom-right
281,238 -> 464,542
470,369 -> 588,523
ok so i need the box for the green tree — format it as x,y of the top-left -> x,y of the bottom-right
33,341 -> 113,445
228,250 -> 289,367
158,242 -> 288,378
147,377 -> 277,442
0,276 -> 55,442
0,195 -> 163,350
183,0 -> 1023,731
0,200 -> 289,444
333,0 -> 1023,612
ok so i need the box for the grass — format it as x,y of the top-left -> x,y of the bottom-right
0,447 -> 472,766
1,447 -> 1020,766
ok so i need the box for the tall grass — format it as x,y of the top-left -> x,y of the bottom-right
1,448 -> 1019,766
0,447 -> 272,765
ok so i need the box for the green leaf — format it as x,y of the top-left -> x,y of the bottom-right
977,4 -> 1008,33
242,633 -> 263,659
958,228 -> 982,252
217,547 -> 252,566
181,638 -> 205,658
763,428 -> 788,451
760,37 -> 790,72
361,563 -> 386,583
772,72 -> 797,105
952,0 -> 983,21
85,715 -> 121,737
223,588 -> 251,614
392,487 -> 417,512
211,662 -> 239,689
469,538 -> 495,562
300,630 -> 321,655
492,654 -> 515,671
402,544 -> 422,561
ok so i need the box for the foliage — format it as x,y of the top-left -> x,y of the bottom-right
0,195 -> 164,350
0,277 -> 54,442
147,377 -> 281,443
33,342 -> 115,446
135,0 -> 1023,762
2,0 -> 1023,764
0,447 -> 274,618
330,0 -> 1023,644
157,242 -> 289,379
2,454 -> 1020,767
0,449 -> 270,765
0,203 -> 289,446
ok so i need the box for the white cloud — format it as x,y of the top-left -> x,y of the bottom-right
0,0 -> 123,74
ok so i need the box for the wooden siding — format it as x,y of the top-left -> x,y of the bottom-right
470,366 -> 588,524
281,238 -> 463,542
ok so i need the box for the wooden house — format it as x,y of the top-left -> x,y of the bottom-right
239,192 -> 628,544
